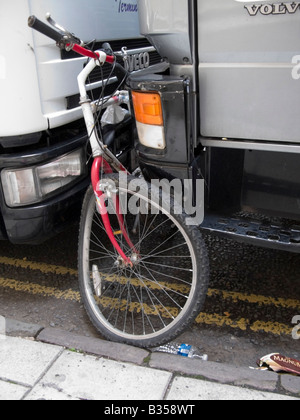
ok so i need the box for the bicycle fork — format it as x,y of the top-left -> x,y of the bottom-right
78,55 -> 137,266
91,157 -> 137,267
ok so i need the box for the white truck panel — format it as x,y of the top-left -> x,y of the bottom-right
0,0 -> 48,136
197,0 -> 300,143
29,0 -> 141,129
1,0 -> 141,137
138,0 -> 300,143
138,0 -> 192,64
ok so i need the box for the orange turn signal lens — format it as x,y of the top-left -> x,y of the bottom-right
131,91 -> 163,126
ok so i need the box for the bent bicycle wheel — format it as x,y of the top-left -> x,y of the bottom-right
78,174 -> 209,347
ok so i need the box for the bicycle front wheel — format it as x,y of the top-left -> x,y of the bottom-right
78,174 -> 209,347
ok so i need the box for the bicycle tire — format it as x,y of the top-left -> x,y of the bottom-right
78,174 -> 209,348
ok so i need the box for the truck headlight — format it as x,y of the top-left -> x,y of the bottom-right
131,91 -> 166,150
1,149 -> 85,207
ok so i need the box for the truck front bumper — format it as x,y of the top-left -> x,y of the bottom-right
0,133 -> 89,244
0,177 -> 89,244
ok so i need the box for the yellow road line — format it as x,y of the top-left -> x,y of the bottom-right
195,313 -> 293,336
195,312 -> 248,331
208,288 -> 300,310
0,276 -> 294,336
0,256 -> 77,276
1,255 -> 299,311
0,277 -> 80,302
250,320 -> 293,336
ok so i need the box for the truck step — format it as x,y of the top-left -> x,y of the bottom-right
201,212 -> 300,253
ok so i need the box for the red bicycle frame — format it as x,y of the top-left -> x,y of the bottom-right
70,43 -> 115,63
70,43 -> 137,266
91,158 -> 136,266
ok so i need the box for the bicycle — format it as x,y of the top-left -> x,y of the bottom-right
28,15 -> 209,348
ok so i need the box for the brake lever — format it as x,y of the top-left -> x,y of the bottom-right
46,13 -> 67,34
46,13 -> 83,48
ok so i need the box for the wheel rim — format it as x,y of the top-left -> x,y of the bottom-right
80,184 -> 199,342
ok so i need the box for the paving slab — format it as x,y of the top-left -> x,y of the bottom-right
0,336 -> 62,387
26,350 -> 172,401
167,377 -> 298,401
26,384 -> 80,401
0,380 -> 29,400
280,375 -> 300,395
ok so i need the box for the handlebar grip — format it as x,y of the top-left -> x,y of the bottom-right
28,15 -> 63,43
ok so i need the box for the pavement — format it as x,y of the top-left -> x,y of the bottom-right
0,317 -> 299,401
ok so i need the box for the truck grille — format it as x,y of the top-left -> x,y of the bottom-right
62,38 -> 161,110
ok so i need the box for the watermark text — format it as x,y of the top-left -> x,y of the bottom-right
97,173 -> 204,226
292,55 -> 300,80
292,315 -> 300,340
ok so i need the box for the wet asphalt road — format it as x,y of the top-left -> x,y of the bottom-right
0,222 -> 299,368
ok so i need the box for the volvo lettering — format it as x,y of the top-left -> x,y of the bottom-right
245,2 -> 300,16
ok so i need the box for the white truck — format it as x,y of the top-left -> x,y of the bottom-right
0,0 -> 160,244
129,0 -> 300,253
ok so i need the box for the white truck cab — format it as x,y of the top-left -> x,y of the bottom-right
0,0 -> 159,244
1,0 -> 142,136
